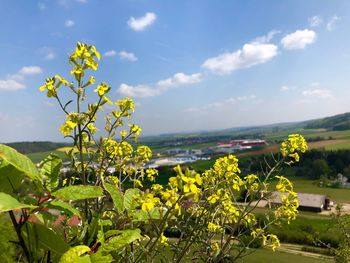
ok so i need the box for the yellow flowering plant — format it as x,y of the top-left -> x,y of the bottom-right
0,42 -> 308,263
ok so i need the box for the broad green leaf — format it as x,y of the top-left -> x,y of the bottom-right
123,188 -> 141,211
0,192 -> 37,213
99,229 -> 141,253
40,153 -> 62,191
52,185 -> 104,200
22,222 -> 70,262
59,245 -> 91,263
47,199 -> 80,216
103,183 -> 124,213
0,144 -> 42,195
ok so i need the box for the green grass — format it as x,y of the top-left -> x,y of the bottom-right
241,248 -> 332,263
324,141 -> 350,150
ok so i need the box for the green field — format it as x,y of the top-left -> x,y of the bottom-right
324,141 -> 350,151
27,150 -> 68,163
242,249 -> 332,263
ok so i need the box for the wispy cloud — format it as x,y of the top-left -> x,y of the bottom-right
40,47 -> 56,60
19,66 -> 42,75
65,19 -> 75,27
302,89 -> 332,99
104,50 -> 117,57
58,0 -> 87,7
0,66 -> 42,91
308,16 -> 323,27
0,79 -> 26,91
119,51 -> 138,61
37,2 -> 46,11
281,29 -> 316,50
201,31 -> 278,75
128,12 -> 156,31
327,15 -> 341,31
280,85 -> 289,92
186,95 -> 257,112
118,72 -> 202,98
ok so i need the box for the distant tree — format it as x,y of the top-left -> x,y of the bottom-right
311,159 -> 330,179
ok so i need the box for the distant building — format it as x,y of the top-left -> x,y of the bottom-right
270,192 -> 331,213
217,139 -> 266,149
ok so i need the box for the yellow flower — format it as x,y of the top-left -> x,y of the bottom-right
207,222 -> 222,232
94,82 -> 110,96
59,120 -> 77,136
159,233 -> 168,245
89,76 -> 95,84
87,123 -> 97,134
140,193 -> 160,212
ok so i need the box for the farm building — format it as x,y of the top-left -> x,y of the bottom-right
270,192 -> 331,212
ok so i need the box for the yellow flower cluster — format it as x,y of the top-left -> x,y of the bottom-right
136,146 -> 152,162
140,193 -> 160,212
207,222 -> 222,232
69,42 -> 100,81
274,176 -> 299,223
94,82 -> 111,97
280,134 -> 308,163
39,75 -> 68,98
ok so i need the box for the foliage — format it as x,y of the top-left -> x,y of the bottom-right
0,42 -> 309,262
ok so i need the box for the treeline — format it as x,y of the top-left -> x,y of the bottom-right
305,112 -> 350,131
5,141 -> 71,154
247,149 -> 350,180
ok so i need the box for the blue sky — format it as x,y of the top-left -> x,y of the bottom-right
0,0 -> 350,142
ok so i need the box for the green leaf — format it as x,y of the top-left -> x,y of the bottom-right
47,199 -> 80,216
103,183 -> 124,213
123,188 -> 141,211
0,192 -> 37,213
40,153 -> 62,191
0,144 -> 42,195
52,185 -> 104,200
22,222 -> 70,262
132,208 -> 161,222
59,245 -> 91,263
99,229 -> 141,253
90,253 -> 113,263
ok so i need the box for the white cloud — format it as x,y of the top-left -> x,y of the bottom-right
280,85 -> 289,92
302,89 -> 332,99
118,72 -> 202,98
252,30 -> 280,44
0,66 -> 43,92
0,78 -> 26,91
44,52 -> 56,60
201,33 -> 278,75
58,0 -> 86,7
119,51 -> 138,61
157,72 -> 201,89
19,66 -> 43,75
119,84 -> 160,98
186,95 -> 257,113
104,50 -> 117,57
38,2 -> 46,11
281,29 -> 316,50
65,19 -> 75,27
40,47 -> 56,60
128,12 -> 156,31
308,16 -> 323,27
327,16 -> 341,31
